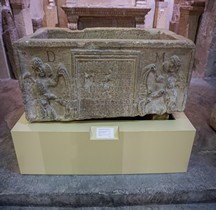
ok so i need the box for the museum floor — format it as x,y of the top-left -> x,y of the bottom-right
0,77 -> 216,209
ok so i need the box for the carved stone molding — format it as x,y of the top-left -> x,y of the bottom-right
62,6 -> 151,30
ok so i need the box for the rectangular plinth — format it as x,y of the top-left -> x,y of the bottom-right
11,112 -> 195,175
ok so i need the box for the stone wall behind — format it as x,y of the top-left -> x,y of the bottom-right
194,0 -> 216,77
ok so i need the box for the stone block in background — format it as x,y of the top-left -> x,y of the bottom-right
2,7 -> 19,78
210,104 -> 216,131
0,37 -> 10,79
0,3 -> 10,79
10,0 -> 33,38
194,0 -> 216,77
30,0 -> 44,31
43,4 -> 58,27
13,28 -> 195,122
56,0 -> 68,27
205,26 -> 216,77
32,18 -> 43,32
62,6 -> 151,30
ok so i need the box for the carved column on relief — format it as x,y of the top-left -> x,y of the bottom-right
137,54 -> 183,116
21,56 -> 75,122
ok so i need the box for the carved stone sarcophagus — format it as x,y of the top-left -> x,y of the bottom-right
13,28 -> 195,122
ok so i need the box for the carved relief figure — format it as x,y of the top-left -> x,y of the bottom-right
22,57 -> 73,121
138,64 -> 157,115
21,72 -> 36,121
137,55 -> 181,116
162,55 -> 181,112
31,57 -> 59,120
84,72 -> 94,94
166,76 -> 177,112
162,55 -> 181,73
102,69 -> 113,98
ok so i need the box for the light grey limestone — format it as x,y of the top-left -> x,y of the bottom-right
13,28 -> 195,122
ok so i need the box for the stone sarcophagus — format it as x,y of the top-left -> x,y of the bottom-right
13,28 -> 195,122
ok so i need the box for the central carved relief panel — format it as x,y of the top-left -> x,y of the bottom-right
72,51 -> 140,119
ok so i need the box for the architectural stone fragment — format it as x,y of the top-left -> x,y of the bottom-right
205,26 -> 216,77
43,0 -> 58,27
13,28 -> 195,122
10,0 -> 33,38
0,2 -> 10,79
56,0 -> 68,27
178,1 -> 205,42
30,0 -> 44,31
62,1 -> 151,30
194,0 -> 216,77
170,0 -> 205,42
210,104 -> 216,131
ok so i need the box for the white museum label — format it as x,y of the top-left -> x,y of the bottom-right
96,127 -> 115,139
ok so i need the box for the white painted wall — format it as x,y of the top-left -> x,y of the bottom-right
165,0 -> 174,29
145,0 -> 155,28
74,0 -> 136,7
30,0 -> 44,19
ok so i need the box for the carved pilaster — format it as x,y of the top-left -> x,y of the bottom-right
135,16 -> 145,28
67,15 -> 78,30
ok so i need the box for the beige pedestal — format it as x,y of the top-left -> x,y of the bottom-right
11,112 -> 195,175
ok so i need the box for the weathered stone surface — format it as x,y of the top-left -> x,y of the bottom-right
170,0 -> 205,42
0,3 -> 10,79
2,7 -> 19,78
10,0 -> 33,38
194,0 -> 216,77
178,1 -> 205,42
205,26 -> 216,77
210,104 -> 216,131
32,18 -> 43,32
62,6 -> 151,30
30,0 -> 44,31
13,28 -> 195,122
